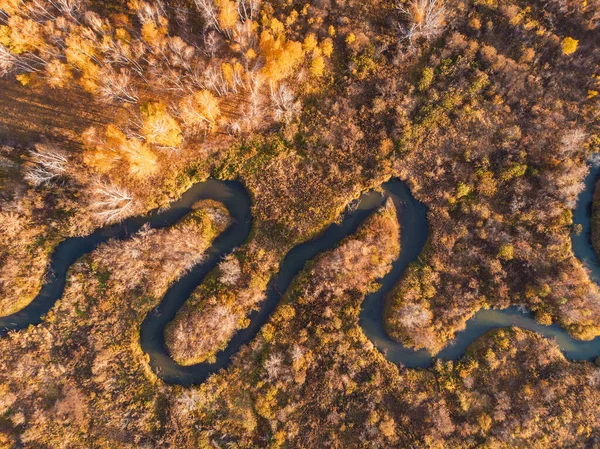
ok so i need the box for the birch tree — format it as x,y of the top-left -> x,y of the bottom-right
23,144 -> 69,186
89,180 -> 135,224
396,0 -> 446,45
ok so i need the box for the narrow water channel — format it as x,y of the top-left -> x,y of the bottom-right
361,173 -> 600,367
0,180 -> 251,337
141,188 -> 386,385
2,171 -> 600,386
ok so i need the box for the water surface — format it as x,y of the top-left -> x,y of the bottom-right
360,170 -> 600,367
2,173 -> 600,386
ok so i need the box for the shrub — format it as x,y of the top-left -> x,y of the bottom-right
562,37 -> 578,55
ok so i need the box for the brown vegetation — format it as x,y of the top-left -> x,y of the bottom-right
0,0 -> 337,316
379,0 -> 600,351
1,0 -> 600,446
165,202 -> 600,448
165,238 -> 278,365
0,200 -> 228,447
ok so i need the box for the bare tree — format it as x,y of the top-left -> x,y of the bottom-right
218,253 -> 241,285
177,90 -> 221,131
264,352 -> 284,380
175,390 -> 202,416
235,20 -> 257,50
23,0 -> 57,23
231,64 -> 244,93
90,181 -> 135,224
0,46 -> 20,76
204,64 -> 230,96
242,70 -> 264,128
270,84 -> 300,123
226,121 -> 242,135
238,0 -> 260,22
131,0 -> 167,25
559,128 -> 587,159
48,0 -> 82,21
98,67 -> 140,104
168,36 -> 195,72
83,10 -> 106,34
102,39 -> 147,79
24,144 -> 69,186
290,344 -> 303,363
396,0 -> 445,45
202,30 -> 221,57
194,0 -> 220,31
0,45 -> 45,77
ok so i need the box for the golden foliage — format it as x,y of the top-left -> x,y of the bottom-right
4,16 -> 44,54
178,90 -> 221,131
141,102 -> 183,148
320,38 -> 334,57
303,33 -> 318,53
310,55 -> 325,77
83,125 -> 158,178
259,30 -> 305,82
45,60 -> 73,88
562,36 -> 578,55
217,0 -> 239,31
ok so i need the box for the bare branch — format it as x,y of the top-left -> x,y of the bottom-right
0,44 -> 45,77
23,144 -> 69,186
48,0 -> 82,21
270,83 -> 300,123
238,0 -> 260,22
97,67 -> 140,104
396,0 -> 445,45
194,0 -> 220,31
90,181 -> 136,224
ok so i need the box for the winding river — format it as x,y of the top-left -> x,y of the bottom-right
2,169 -> 600,385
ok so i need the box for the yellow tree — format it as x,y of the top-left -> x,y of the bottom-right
141,18 -> 168,48
221,62 -> 245,93
82,126 -> 121,175
120,138 -> 158,177
0,0 -> 21,15
217,0 -> 239,36
141,102 -> 183,148
259,29 -> 304,83
83,125 -> 158,178
310,54 -> 325,77
222,62 -> 234,88
178,90 -> 221,132
320,38 -> 334,57
303,33 -> 318,53
65,31 -> 101,93
562,37 -> 578,55
4,16 -> 45,54
45,59 -> 73,88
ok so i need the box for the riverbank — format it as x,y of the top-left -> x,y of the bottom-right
591,179 -> 600,258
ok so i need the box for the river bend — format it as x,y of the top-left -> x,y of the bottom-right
2,174 -> 600,385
